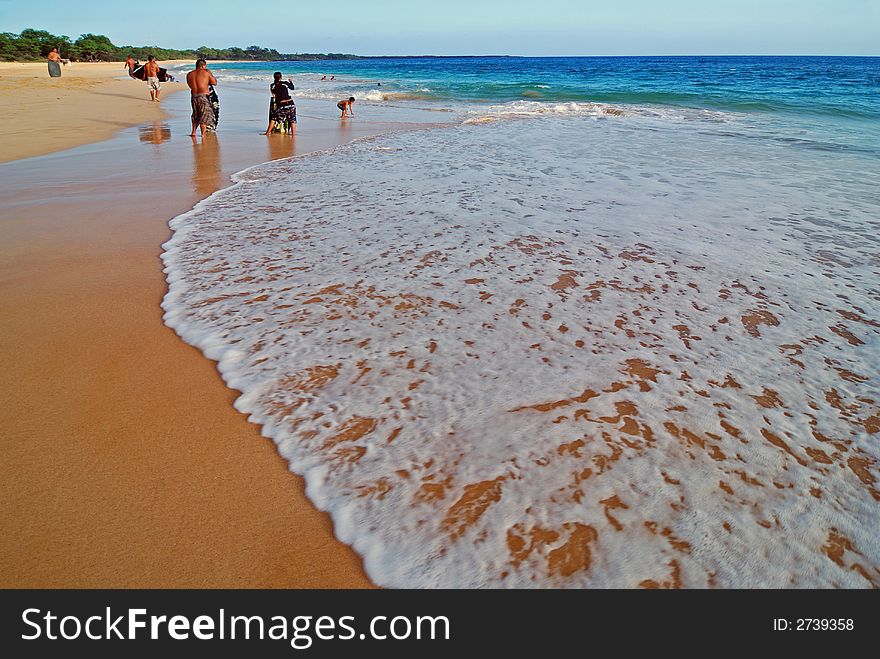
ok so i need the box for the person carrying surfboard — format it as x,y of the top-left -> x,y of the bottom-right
187,59 -> 218,138
144,55 -> 162,102
265,72 -> 296,136
124,55 -> 138,77
47,48 -> 62,78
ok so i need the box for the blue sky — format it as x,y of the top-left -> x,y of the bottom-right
1,0 -> 877,56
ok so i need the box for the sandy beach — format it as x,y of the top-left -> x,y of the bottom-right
0,64 -> 439,587
0,61 -> 191,163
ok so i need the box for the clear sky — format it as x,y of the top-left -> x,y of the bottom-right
1,0 -> 877,56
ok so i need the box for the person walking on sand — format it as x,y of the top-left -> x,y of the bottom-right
187,59 -> 218,137
337,97 -> 355,118
124,55 -> 138,77
144,55 -> 161,102
265,72 -> 297,136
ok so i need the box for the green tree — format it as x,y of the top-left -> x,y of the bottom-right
1,28 -> 361,62
195,45 -> 220,59
0,32 -> 21,61
19,29 -> 58,56
75,33 -> 116,61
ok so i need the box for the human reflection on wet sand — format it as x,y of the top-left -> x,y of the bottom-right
139,122 -> 172,145
338,117 -> 353,140
191,133 -> 222,197
266,134 -> 296,162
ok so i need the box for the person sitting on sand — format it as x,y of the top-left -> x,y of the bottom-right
321,75 -> 327,81
337,97 -> 355,118
186,59 -> 218,138
144,55 -> 161,102
265,72 -> 297,136
124,55 -> 138,77
329,76 -> 335,81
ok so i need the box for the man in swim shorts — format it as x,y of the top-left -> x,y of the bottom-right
337,97 -> 355,118
186,59 -> 218,137
144,55 -> 161,102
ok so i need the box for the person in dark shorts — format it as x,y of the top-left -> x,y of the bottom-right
186,59 -> 218,137
265,72 -> 297,135
337,97 -> 355,118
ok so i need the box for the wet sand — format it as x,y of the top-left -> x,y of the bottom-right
0,61 -> 189,164
0,83 -> 440,587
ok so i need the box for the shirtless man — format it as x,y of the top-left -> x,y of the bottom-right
144,55 -> 161,102
124,55 -> 138,77
47,47 -> 62,77
186,59 -> 218,137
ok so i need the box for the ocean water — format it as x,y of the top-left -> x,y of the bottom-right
171,56 -> 880,147
162,57 -> 880,588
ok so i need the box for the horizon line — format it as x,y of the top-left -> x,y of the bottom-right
346,53 -> 879,58
201,53 -> 880,61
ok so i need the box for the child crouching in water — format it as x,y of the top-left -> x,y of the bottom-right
337,97 -> 355,118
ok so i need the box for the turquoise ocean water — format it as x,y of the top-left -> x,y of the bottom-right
182,55 -> 880,151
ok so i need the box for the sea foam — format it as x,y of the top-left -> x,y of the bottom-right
162,112 -> 880,587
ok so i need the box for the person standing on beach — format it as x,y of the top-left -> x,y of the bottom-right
187,59 -> 218,138
47,48 -> 62,77
337,97 -> 355,118
144,55 -> 161,102
265,72 -> 297,136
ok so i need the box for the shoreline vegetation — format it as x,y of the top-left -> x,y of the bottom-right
1,28 -> 520,63
0,28 -> 362,62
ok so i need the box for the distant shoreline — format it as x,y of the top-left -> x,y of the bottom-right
5,54 -> 876,66
200,54 -> 879,61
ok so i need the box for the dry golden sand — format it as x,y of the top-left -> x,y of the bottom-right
0,70 -> 387,586
0,61 -> 191,163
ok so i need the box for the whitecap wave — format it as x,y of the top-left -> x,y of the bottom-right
463,100 -> 630,124
462,100 -> 736,125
